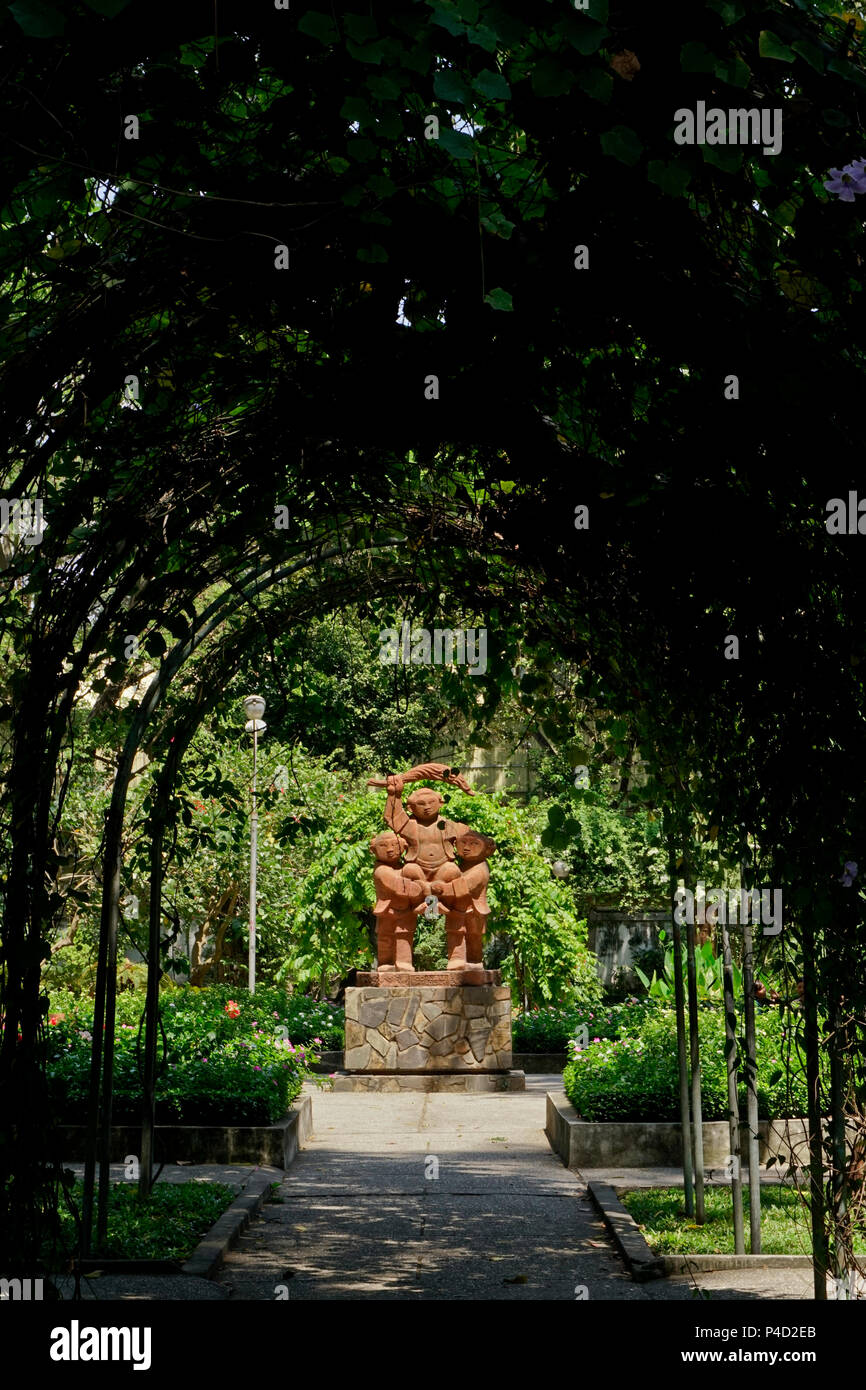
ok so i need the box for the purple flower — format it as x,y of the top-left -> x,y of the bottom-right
840,861 -> 858,887
824,165 -> 866,201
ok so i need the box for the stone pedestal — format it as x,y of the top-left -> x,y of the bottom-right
344,985 -> 512,1072
356,969 -> 500,987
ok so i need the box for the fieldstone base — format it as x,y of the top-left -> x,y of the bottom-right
333,1070 -> 525,1092
345,985 -> 512,1071
357,969 -> 501,986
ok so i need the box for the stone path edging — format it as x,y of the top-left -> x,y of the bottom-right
181,1167 -> 282,1279
587,1181 -> 667,1283
661,1253 -> 813,1274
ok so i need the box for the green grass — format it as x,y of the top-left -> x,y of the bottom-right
621,1185 -> 866,1257
58,1180 -> 237,1262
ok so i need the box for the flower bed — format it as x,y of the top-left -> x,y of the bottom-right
45,984 -> 344,1126
512,997 -> 662,1053
562,1006 -> 808,1122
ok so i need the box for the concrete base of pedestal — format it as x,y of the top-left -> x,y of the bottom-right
356,969 -> 501,986
344,984 -> 512,1072
332,1070 -> 525,1092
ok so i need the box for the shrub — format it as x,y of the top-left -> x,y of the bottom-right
45,984 -> 345,1125
562,1006 -> 809,1122
512,997 -> 662,1052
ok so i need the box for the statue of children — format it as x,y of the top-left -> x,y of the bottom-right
431,830 -> 496,969
368,830 -> 426,971
383,773 -> 468,892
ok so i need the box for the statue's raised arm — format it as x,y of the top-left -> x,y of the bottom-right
366,762 -> 475,795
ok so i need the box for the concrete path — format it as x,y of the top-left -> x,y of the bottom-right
57,1078 -> 814,1300
214,1076 -> 783,1301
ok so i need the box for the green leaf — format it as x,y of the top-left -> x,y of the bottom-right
791,38 -> 824,72
473,68 -> 510,100
647,160 -> 692,198
429,1 -> 465,38
433,68 -> 471,103
707,0 -> 745,22
438,126 -> 475,160
575,68 -> 613,104
347,40 -> 385,66
340,96 -> 373,127
828,57 -> 866,92
599,125 -> 643,167
758,30 -> 795,63
770,199 -> 796,226
714,52 -> 751,87
467,24 -> 498,52
366,74 -> 402,101
821,108 -> 850,129
9,0 -> 65,35
298,11 -> 339,45
531,58 -> 574,97
480,208 -> 515,239
484,287 -> 513,311
568,18 -> 607,56
701,143 -> 742,173
681,41 -> 716,73
343,14 -> 378,42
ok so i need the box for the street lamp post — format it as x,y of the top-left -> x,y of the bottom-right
243,695 -> 267,995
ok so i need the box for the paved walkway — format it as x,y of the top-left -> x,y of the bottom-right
212,1077 -> 811,1301
57,1077 -> 814,1300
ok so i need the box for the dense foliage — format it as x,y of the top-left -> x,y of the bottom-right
512,996 -> 660,1052
3,0 -> 866,1286
44,985 -> 334,1124
562,1006 -> 810,1122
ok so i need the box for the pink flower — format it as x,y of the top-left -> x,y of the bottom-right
254,1065 -> 262,1071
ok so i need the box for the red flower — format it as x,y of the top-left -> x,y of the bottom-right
225,1000 -> 241,1019
49,1015 -> 61,1026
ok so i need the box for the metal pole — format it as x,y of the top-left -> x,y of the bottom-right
801,911 -> 828,1299
741,891 -> 762,1253
249,725 -> 258,996
669,841 -> 694,1216
685,912 -> 706,1225
720,915 -> 745,1254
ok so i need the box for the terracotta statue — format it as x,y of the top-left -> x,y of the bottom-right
368,831 -> 427,972
431,830 -> 496,969
366,763 -> 493,972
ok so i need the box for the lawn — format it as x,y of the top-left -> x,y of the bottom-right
57,1179 -> 237,1263
620,1185 -> 866,1257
